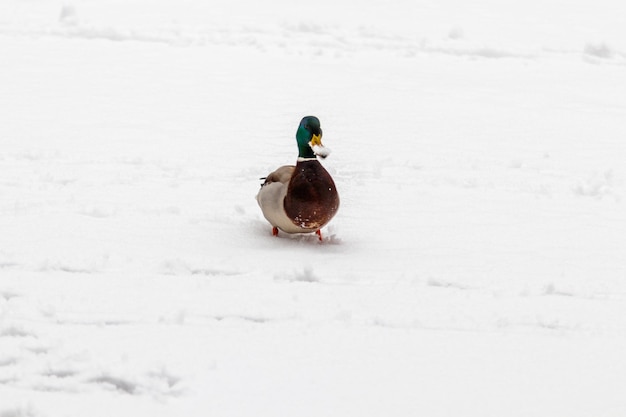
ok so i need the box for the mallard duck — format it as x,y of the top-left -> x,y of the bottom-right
256,116 -> 339,241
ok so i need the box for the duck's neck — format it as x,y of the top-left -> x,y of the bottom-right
297,142 -> 316,160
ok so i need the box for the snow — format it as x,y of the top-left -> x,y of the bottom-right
311,144 -> 331,159
1,0 -> 626,415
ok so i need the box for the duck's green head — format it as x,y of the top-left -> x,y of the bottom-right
296,116 -> 329,159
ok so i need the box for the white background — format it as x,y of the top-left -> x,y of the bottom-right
1,1 -> 626,415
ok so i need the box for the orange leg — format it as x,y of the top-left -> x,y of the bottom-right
272,226 -> 279,237
315,229 -> 322,241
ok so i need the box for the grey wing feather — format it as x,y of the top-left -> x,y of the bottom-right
261,165 -> 295,186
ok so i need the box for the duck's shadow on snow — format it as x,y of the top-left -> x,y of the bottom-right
249,219 -> 343,247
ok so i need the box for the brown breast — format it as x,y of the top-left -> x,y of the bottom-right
283,160 -> 339,230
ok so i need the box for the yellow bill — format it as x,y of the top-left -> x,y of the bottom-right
309,134 -> 331,158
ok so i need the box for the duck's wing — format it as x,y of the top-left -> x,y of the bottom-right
260,165 -> 295,186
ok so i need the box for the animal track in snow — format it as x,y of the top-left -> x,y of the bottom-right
88,369 -> 184,397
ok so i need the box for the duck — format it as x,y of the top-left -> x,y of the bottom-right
256,116 -> 339,241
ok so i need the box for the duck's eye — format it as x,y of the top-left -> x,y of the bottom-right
304,124 -> 309,129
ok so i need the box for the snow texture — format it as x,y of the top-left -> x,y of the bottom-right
311,144 -> 331,159
1,0 -> 626,416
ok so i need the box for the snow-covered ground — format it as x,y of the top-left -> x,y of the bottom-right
2,0 -> 626,415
